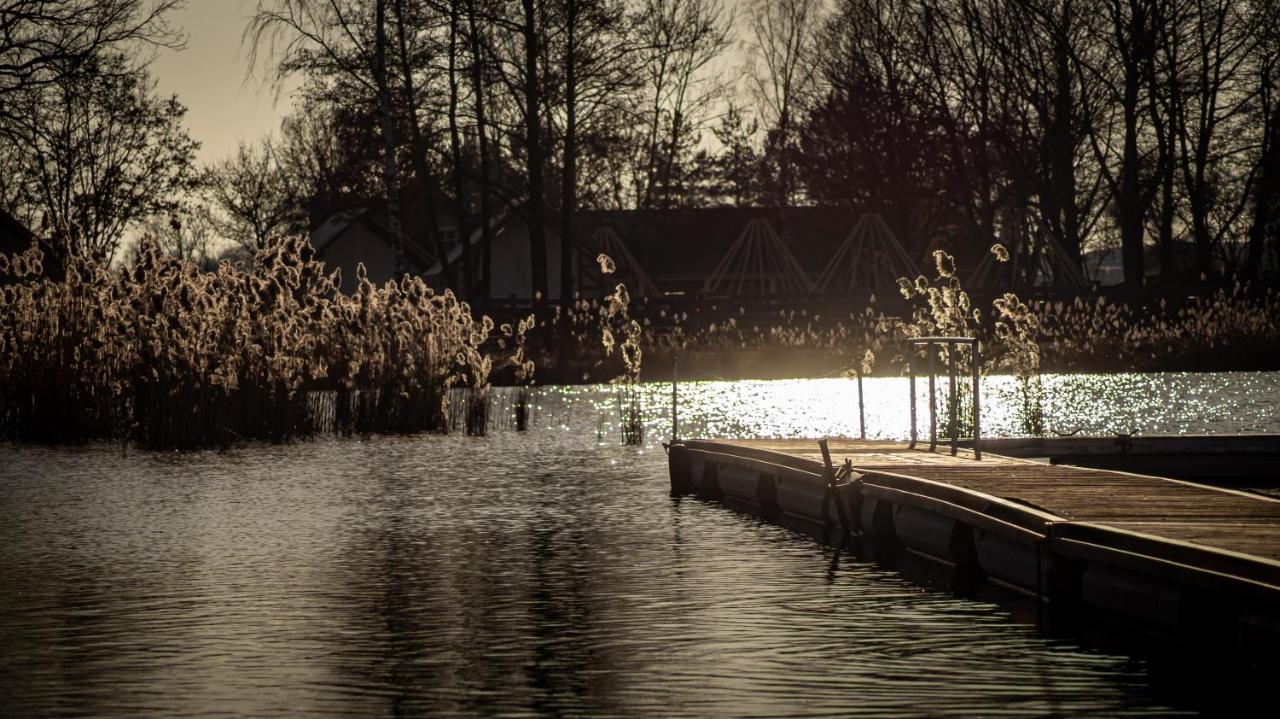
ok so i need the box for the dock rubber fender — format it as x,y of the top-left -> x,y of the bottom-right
859,495 -> 879,538
949,521 -> 987,596
892,505 -> 958,561
775,472 -> 831,524
718,463 -> 762,507
1178,589 -> 1237,654
974,530 -> 1045,596
757,474 -> 780,518
1238,607 -> 1280,664
1079,563 -> 1186,636
668,443 -> 694,495
694,459 -> 723,499
871,499 -> 904,566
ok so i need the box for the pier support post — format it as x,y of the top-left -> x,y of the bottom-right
668,443 -> 693,494
857,370 -> 866,440
671,356 -> 678,442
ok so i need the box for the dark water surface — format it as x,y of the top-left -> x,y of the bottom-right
4,372 -> 1277,716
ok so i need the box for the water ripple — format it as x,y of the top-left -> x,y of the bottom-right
6,372 -> 1275,716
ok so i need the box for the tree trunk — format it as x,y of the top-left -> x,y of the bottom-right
391,0 -> 453,290
521,0 -> 549,305
447,2 -> 473,298
465,0 -> 494,302
559,1 -> 577,308
1118,4 -> 1149,287
1245,100 -> 1280,279
374,0 -> 407,280
1054,7 -> 1083,268
558,0 -> 579,365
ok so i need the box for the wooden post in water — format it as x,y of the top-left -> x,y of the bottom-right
857,369 -> 866,440
671,356 -> 678,442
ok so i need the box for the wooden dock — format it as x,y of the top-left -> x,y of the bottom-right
669,438 -> 1280,658
968,434 -> 1280,485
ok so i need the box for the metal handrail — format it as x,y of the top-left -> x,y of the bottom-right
906,337 -> 981,459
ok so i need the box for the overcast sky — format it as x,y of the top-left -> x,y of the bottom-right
150,1 -> 296,166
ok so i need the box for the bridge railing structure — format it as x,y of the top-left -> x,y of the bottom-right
906,337 -> 981,459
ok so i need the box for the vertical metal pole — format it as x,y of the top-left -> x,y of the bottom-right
857,370 -> 866,440
927,341 -> 937,452
948,345 -> 958,456
908,349 -> 917,448
972,340 -> 982,460
671,356 -> 678,442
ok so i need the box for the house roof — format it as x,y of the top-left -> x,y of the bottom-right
309,207 -> 437,272
0,208 -> 35,255
309,208 -> 370,254
430,203 -> 915,294
574,207 -> 862,281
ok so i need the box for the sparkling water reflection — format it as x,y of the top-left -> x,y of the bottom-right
545,371 -> 1280,442
4,372 -> 1276,716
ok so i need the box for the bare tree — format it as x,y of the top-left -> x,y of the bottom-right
276,98 -> 348,222
795,0 -> 941,248
387,0 -> 455,291
1161,0 -> 1258,278
204,140 -> 301,252
1076,0 -> 1165,286
464,0 -> 496,299
0,0 -> 183,104
994,0 -> 1108,269
1244,0 -> 1280,279
140,203 -> 218,268
0,53 -> 197,264
912,0 -> 1013,260
745,0 -> 823,205
631,0 -> 733,209
250,0 -> 411,279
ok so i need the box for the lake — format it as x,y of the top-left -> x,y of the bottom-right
3,371 -> 1277,716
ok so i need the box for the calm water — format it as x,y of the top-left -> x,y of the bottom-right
3,372 -> 1278,716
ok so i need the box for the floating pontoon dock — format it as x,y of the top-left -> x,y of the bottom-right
970,434 -> 1280,485
668,438 -> 1280,659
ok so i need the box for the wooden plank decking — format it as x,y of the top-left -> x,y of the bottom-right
710,438 -> 1280,564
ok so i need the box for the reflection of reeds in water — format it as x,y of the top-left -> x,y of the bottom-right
475,386 -> 538,432
617,384 -> 643,445
464,387 -> 489,436
514,387 -> 533,432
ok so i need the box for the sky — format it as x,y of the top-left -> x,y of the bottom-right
149,1 -> 297,166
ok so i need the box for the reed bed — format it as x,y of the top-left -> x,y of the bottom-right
4,234 -> 1277,449
627,285 -> 1279,378
0,237 -> 511,448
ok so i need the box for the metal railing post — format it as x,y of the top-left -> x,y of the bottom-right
857,370 -> 866,440
927,341 -> 937,452
972,342 -> 982,460
904,336 -> 981,461
948,347 -> 958,456
908,352 -> 917,449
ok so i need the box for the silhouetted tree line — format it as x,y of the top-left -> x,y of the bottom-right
786,0 -> 1280,288
2,0 -> 1278,296
242,0 -> 1280,295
